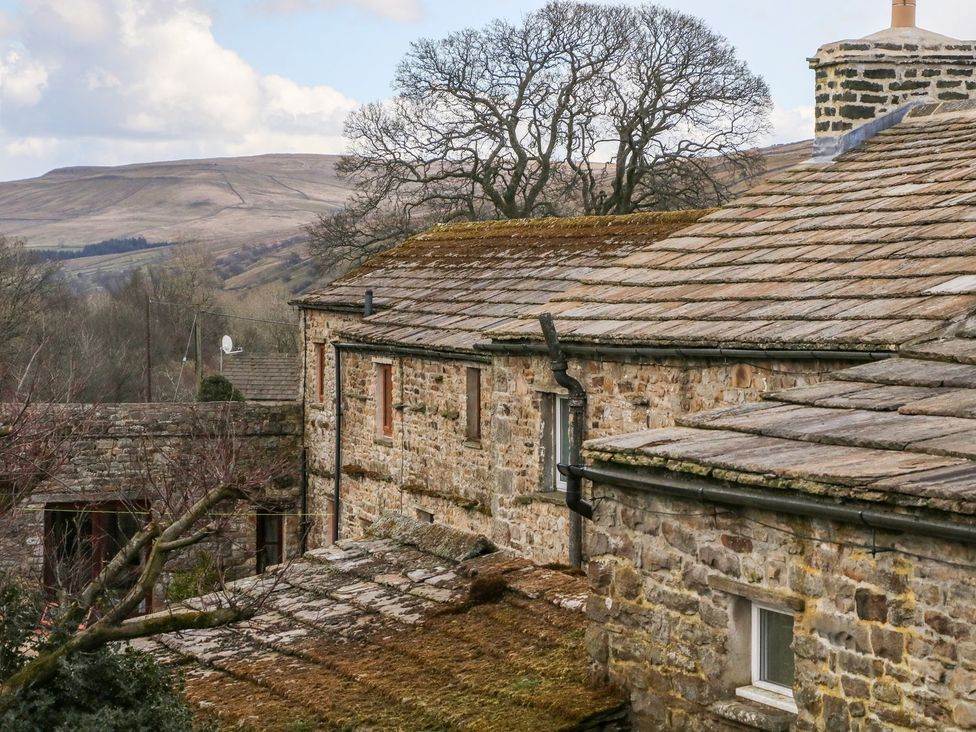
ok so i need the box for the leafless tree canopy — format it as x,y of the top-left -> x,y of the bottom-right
308,1 -> 771,269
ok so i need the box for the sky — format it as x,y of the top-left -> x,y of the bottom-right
1,0 -> 975,182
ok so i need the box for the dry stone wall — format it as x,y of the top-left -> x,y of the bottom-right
584,480 -> 976,731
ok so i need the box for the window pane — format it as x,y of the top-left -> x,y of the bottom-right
556,397 -> 570,489
759,608 -> 795,688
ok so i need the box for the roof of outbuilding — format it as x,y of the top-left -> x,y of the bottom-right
584,336 -> 976,517
220,353 -> 299,402
136,513 -> 624,732
296,211 -> 710,352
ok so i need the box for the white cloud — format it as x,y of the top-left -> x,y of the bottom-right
256,0 -> 422,24
0,0 -> 358,180
767,105 -> 815,145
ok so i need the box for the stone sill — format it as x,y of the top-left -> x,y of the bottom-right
462,440 -> 483,450
711,697 -> 796,732
373,436 -> 394,447
514,491 -> 568,507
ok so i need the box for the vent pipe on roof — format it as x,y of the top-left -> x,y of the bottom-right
892,0 -> 916,28
364,289 -> 374,317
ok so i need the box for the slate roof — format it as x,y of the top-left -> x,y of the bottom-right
296,211 -> 710,352
220,353 -> 299,401
298,103 -> 976,355
136,514 -> 624,732
584,336 -> 976,516
490,103 -> 976,351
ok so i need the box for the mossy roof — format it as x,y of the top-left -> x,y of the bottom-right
296,211 -> 709,352
137,514 -> 623,731
303,102 -> 976,353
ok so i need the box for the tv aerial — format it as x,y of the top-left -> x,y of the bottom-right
219,335 -> 243,372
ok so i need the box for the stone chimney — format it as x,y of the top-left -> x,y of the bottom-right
808,0 -> 976,157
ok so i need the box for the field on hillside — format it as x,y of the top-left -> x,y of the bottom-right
0,153 -> 350,294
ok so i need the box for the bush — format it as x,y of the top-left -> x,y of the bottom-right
0,647 -> 198,732
0,575 -> 202,732
196,375 -> 244,402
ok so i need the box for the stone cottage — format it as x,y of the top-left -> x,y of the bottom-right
295,213 -> 874,566
294,2 -> 976,728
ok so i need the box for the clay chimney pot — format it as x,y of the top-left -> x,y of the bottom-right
892,0 -> 917,28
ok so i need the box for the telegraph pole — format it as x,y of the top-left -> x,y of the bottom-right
194,314 -> 203,388
144,297 -> 153,403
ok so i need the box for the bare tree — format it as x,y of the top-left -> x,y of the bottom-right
307,0 -> 770,269
0,404 -> 293,708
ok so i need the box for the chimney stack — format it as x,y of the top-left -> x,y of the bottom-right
891,0 -> 916,29
808,0 -> 974,159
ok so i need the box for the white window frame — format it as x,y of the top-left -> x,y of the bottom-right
735,603 -> 798,714
554,395 -> 569,492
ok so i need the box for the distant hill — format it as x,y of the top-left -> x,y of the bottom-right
0,142 -> 814,295
0,153 -> 350,293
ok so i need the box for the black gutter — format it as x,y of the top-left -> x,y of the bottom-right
335,342 -> 491,364
333,343 -> 342,543
475,341 -> 893,363
539,314 -> 593,569
568,463 -> 976,545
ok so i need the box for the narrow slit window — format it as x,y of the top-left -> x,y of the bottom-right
376,363 -> 394,437
315,343 -> 326,403
466,367 -> 481,441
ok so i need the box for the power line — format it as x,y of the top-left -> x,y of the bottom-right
149,299 -> 299,328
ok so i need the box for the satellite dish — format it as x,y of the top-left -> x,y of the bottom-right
221,335 -> 234,354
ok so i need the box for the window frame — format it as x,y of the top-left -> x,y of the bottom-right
736,602 -> 798,714
256,510 -> 284,573
314,343 -> 326,403
554,395 -> 569,492
465,367 -> 482,442
376,362 -> 394,438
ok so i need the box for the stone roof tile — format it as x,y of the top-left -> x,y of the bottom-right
137,514 -> 622,731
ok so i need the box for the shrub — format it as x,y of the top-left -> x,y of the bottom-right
196,375 -> 244,402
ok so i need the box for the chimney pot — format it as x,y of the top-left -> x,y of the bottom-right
892,0 -> 916,28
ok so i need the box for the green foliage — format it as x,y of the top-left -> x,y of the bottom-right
0,575 -> 201,732
196,374 -> 244,402
167,552 -> 221,603
1,647 -> 197,732
0,575 -> 43,681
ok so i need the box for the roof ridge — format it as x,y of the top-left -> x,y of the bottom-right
419,209 -> 714,238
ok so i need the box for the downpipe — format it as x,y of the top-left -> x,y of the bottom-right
539,314 -> 593,569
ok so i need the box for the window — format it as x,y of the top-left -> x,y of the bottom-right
44,502 -> 147,607
315,343 -> 326,403
736,604 -> 797,713
416,508 -> 435,524
465,367 -> 481,441
256,511 -> 283,573
554,396 -> 570,491
376,362 -> 394,437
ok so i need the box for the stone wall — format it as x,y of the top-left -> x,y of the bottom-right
584,479 -> 976,731
304,309 -> 848,566
0,401 -> 303,601
809,37 -> 976,143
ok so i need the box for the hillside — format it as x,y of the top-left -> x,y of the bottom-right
0,153 -> 350,293
0,141 -> 814,294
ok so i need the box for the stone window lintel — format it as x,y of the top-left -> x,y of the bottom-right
708,575 -> 805,614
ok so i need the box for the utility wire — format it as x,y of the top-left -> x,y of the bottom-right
149,299 -> 298,328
